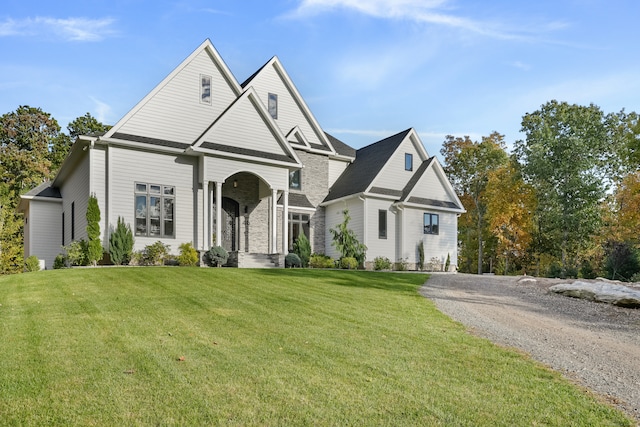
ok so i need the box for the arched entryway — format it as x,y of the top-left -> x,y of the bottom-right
219,197 -> 239,252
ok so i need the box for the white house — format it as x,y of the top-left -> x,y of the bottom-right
18,39 -> 464,269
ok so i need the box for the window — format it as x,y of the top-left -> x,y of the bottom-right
71,202 -> 75,240
62,212 -> 65,246
268,93 -> 278,119
288,212 -> 310,250
200,74 -> 212,104
405,153 -> 413,171
378,210 -> 387,239
289,169 -> 301,190
135,183 -> 175,238
423,213 -> 439,235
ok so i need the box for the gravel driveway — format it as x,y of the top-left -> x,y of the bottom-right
420,273 -> 640,422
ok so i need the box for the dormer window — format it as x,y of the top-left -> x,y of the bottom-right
200,74 -> 212,105
268,93 -> 278,119
405,153 -> 413,171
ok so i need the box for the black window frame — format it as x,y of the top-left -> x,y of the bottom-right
405,153 -> 413,171
71,202 -> 75,240
423,213 -> 439,235
378,209 -> 387,239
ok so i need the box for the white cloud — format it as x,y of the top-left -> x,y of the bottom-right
0,16 -> 116,41
90,97 -> 113,124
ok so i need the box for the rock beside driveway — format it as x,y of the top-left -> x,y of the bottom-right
549,281 -> 640,308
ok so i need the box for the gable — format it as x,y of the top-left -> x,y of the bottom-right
192,88 -> 300,166
400,157 -> 464,212
242,58 -> 335,154
105,40 -> 240,146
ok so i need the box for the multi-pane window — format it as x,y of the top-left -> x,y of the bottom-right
289,169 -> 301,190
423,213 -> 439,235
378,210 -> 387,239
288,212 -> 310,250
201,74 -> 212,104
405,153 -> 413,171
71,202 -> 75,240
135,183 -> 175,238
268,93 -> 278,119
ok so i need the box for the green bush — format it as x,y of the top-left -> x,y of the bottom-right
445,253 -> 451,272
292,232 -> 311,267
604,240 -> 640,281
309,253 -> 335,269
339,257 -> 358,270
64,240 -> 89,266
395,258 -> 408,271
285,253 -> 302,268
373,256 -> 392,271
109,216 -> 134,265
418,241 -> 424,270
139,241 -> 170,266
207,245 -> 229,267
53,254 -> 67,269
24,255 -> 40,272
178,242 -> 199,266
86,194 -> 103,266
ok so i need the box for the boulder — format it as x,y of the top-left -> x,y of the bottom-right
549,281 -> 640,308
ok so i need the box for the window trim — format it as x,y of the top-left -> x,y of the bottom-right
71,202 -> 75,240
200,74 -> 212,105
405,153 -> 413,171
268,93 -> 278,119
134,182 -> 176,238
378,209 -> 387,239
289,169 -> 301,190
288,212 -> 310,251
423,213 -> 439,235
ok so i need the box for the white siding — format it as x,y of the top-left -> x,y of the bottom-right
248,63 -> 326,148
364,198 -> 396,262
109,147 -> 198,253
199,93 -> 288,155
25,200 -> 62,270
324,198 -> 364,259
204,157 -> 289,190
370,139 -> 421,191
60,151 -> 90,244
117,50 -> 237,144
402,208 -> 458,269
409,164 -> 457,204
328,158 -> 349,187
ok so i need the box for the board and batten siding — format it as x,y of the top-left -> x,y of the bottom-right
117,50 -> 237,145
108,147 -> 198,253
370,141 -> 422,192
248,64 -> 326,148
402,208 -> 458,268
324,198 -> 364,260
60,151 -> 90,245
364,198 -> 396,262
25,200 -> 62,270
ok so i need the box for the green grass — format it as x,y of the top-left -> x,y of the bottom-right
0,268 -> 632,426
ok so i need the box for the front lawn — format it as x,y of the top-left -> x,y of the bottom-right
0,268 -> 631,425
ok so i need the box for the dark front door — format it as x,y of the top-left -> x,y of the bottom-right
221,197 -> 239,252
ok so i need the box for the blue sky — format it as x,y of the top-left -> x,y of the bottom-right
1,0 -> 639,156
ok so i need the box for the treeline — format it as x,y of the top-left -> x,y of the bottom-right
0,106 -> 110,274
442,100 -> 640,280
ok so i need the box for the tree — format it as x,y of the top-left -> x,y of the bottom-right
292,231 -> 311,267
0,190 -> 23,274
485,160 -> 536,274
516,101 -> 612,275
441,132 -> 509,274
329,209 -> 367,267
86,194 -> 102,266
601,172 -> 640,247
67,112 -> 111,140
109,216 -> 134,265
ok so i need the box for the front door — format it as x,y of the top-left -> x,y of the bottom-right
221,197 -> 239,252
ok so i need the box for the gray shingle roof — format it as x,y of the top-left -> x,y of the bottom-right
112,132 -> 191,150
324,132 -> 356,158
23,181 -> 61,199
277,193 -> 315,209
323,129 -> 411,202
199,142 -> 298,164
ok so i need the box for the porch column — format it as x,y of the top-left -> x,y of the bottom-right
282,190 -> 289,253
271,188 -> 277,254
215,181 -> 222,247
202,180 -> 209,251
208,182 -> 214,249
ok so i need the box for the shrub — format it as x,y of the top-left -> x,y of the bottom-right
604,241 -> 640,281
339,257 -> 358,270
373,256 -> 392,271
207,245 -> 228,267
24,255 -> 40,272
309,253 -> 335,269
395,258 -> 408,271
86,194 -> 102,266
285,252 -> 302,268
109,216 -> 134,265
178,242 -> 199,266
64,240 -> 89,266
417,241 -> 424,270
580,259 -> 597,279
329,209 -> 367,267
631,272 -> 640,283
139,241 -> 170,266
292,232 -> 311,268
445,253 -> 451,272
53,254 -> 67,269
